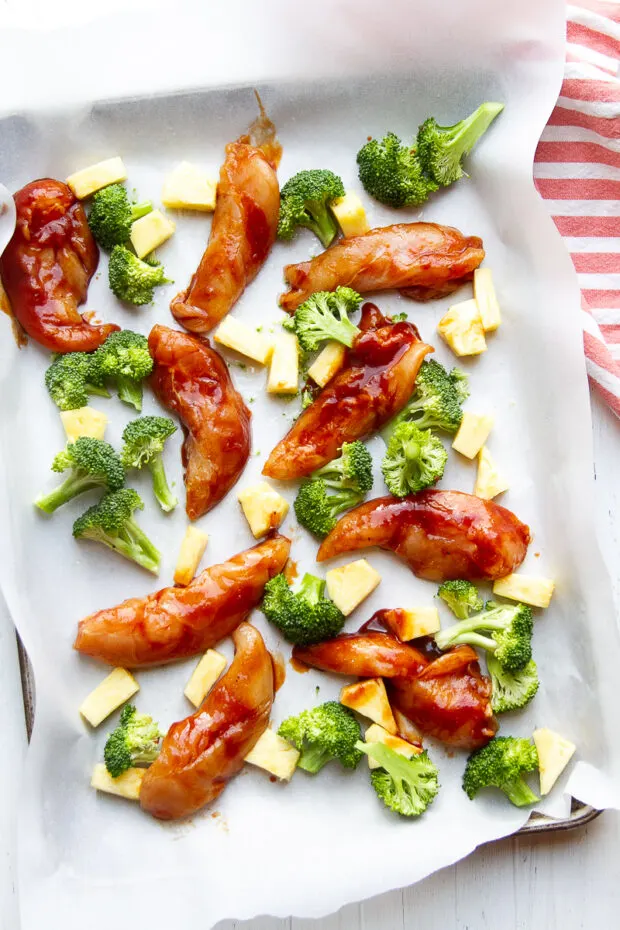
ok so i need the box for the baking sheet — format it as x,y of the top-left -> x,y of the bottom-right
0,1 -> 619,928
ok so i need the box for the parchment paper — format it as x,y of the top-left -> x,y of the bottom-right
0,2 -> 619,927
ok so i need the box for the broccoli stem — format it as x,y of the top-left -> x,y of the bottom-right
148,455 -> 177,513
35,475 -> 104,514
116,376 -> 143,412
503,777 -> 539,808
130,202 -> 152,223
304,202 -> 340,249
298,573 -> 325,606
112,518 -> 160,574
436,611 -> 511,652
298,742 -> 331,774
87,385 -> 112,399
439,102 -> 504,169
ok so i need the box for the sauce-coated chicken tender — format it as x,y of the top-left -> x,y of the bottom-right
140,623 -> 274,820
148,324 -> 251,521
0,179 -> 118,352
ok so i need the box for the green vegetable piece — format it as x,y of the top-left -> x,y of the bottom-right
278,701 -> 362,773
356,131 -> 436,208
437,579 -> 483,620
289,287 -> 362,352
121,415 -> 177,512
44,352 -> 110,412
35,437 -> 124,514
382,359 -> 469,441
487,655 -> 539,715
435,602 -> 534,672
278,169 -> 345,248
357,741 -> 439,817
463,736 -> 539,807
103,704 -> 163,778
108,245 -> 171,306
73,488 -> 160,574
91,330 -> 153,411
381,421 -> 447,497
261,573 -> 345,646
88,184 -> 152,250
416,102 -> 504,188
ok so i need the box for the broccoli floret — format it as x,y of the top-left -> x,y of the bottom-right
108,245 -> 171,306
416,102 -> 504,188
35,437 -> 125,514
277,169 -> 345,248
294,478 -> 362,538
382,360 -> 469,441
314,441 -> 373,494
435,602 -> 534,672
278,701 -> 362,773
91,330 -> 153,411
103,704 -> 163,778
463,736 -> 539,807
121,415 -> 177,512
357,741 -> 439,817
73,488 -> 160,574
356,132 -> 436,209
381,421 -> 447,497
301,386 -> 316,410
261,572 -> 345,645
87,184 -> 152,250
44,352 -> 110,411
437,580 -> 483,620
487,655 -> 539,715
289,287 -> 363,352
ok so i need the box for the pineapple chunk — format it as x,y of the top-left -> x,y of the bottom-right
60,406 -> 108,442
66,157 -> 127,199
244,728 -> 300,780
533,728 -> 576,795
452,412 -> 494,459
492,574 -> 555,608
307,341 -> 347,387
214,317 -> 273,365
474,267 -> 501,332
237,482 -> 289,538
384,607 -> 441,641
331,191 -> 370,238
364,723 -> 422,768
438,298 -> 487,357
161,161 -> 218,212
91,763 -> 145,800
267,331 -> 299,394
474,446 -> 509,500
184,649 -> 227,707
341,678 -> 396,733
79,668 -> 139,728
325,559 -> 381,616
174,526 -> 209,586
130,209 -> 175,259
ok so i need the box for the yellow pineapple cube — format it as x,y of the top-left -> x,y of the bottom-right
386,607 -> 441,641
340,678 -> 396,733
244,728 -> 300,780
438,298 -> 487,357
325,559 -> 381,616
79,668 -> 139,728
474,446 -> 509,500
331,191 -> 370,238
452,412 -> 494,459
214,316 -> 273,365
161,161 -> 218,212
492,574 -> 555,609
60,407 -> 108,442
130,209 -> 175,258
91,763 -> 145,800
174,526 -> 209,586
237,482 -> 289,538
364,723 -> 422,768
307,341 -> 347,387
66,157 -> 127,199
267,331 -> 299,394
533,728 -> 576,795
184,649 -> 227,707
474,267 -> 501,332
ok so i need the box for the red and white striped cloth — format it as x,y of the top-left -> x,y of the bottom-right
535,2 -> 620,416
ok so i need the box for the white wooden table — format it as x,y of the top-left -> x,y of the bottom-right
1,391 -> 618,930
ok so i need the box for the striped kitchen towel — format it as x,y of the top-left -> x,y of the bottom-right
535,2 -> 620,416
